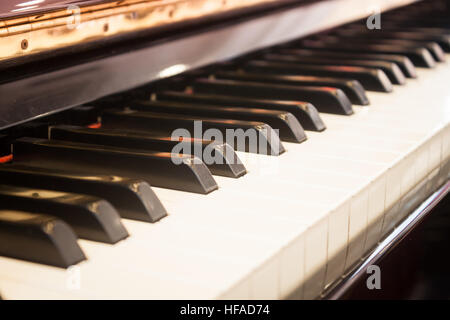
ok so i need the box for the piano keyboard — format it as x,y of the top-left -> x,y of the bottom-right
0,0 -> 449,300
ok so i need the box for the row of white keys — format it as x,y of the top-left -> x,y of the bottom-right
0,59 -> 449,300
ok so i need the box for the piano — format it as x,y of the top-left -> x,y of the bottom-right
0,0 -> 448,300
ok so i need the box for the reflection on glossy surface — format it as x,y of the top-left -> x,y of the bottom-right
16,0 -> 46,7
1,0 -> 62,16
0,185 -> 71,200
0,0 -> 278,63
158,64 -> 189,79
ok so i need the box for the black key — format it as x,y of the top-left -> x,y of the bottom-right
297,40 -> 436,68
212,71 -> 369,105
45,106 -> 101,127
127,100 -> 307,143
381,16 -> 450,28
333,28 -> 450,53
244,60 -> 393,93
47,125 -> 247,178
344,21 -> 450,32
275,48 -> 417,78
155,91 -> 326,132
0,210 -> 85,268
0,164 -> 167,223
101,109 -> 285,156
369,26 -> 450,38
381,40 -> 445,62
383,41 -> 445,62
191,78 -> 354,115
317,35 -> 446,62
6,106 -> 101,133
262,53 -> 406,85
13,137 -> 218,195
0,185 -> 128,244
0,135 -> 11,160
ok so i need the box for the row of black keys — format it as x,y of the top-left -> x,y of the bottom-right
0,6 -> 449,268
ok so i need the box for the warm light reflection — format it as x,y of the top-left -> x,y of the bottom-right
320,87 -> 337,92
158,64 -> 189,78
16,0 -> 45,7
167,136 -> 204,143
0,211 -> 36,222
10,188 -> 68,199
0,154 -> 13,163
151,152 -> 181,158
334,66 -> 357,71
1,0 -> 278,62
11,5 -> 38,12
